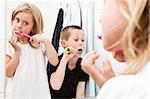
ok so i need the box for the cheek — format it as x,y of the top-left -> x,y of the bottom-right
23,26 -> 33,34
100,3 -> 127,51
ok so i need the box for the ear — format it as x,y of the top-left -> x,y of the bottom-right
61,40 -> 67,48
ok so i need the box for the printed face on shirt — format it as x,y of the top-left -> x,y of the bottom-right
100,0 -> 127,51
12,12 -> 34,35
66,29 -> 85,53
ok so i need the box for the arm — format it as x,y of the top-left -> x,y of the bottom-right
50,56 -> 68,90
6,36 -> 21,77
6,52 -> 20,77
31,34 -> 59,66
43,38 -> 58,66
76,82 -> 86,98
50,46 -> 77,90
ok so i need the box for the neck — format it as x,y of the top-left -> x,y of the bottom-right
68,57 -> 78,70
18,37 -> 29,44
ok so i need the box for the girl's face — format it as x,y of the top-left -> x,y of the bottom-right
100,0 -> 127,51
12,12 -> 34,35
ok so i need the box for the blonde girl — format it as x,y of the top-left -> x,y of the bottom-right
81,0 -> 150,98
6,2 -> 58,99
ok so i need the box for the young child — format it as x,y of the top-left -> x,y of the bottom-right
5,2 -> 58,99
47,25 -> 89,99
81,0 -> 150,98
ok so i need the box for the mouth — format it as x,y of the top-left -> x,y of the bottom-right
77,49 -> 82,54
14,31 -> 22,37
14,31 -> 31,39
66,48 -> 83,55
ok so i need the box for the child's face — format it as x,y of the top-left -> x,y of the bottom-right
12,12 -> 34,35
63,29 -> 85,54
100,0 -> 127,51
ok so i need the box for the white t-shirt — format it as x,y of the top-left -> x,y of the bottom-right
6,42 -> 51,99
96,62 -> 150,99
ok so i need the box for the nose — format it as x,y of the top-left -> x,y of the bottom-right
16,22 -> 22,29
79,40 -> 83,46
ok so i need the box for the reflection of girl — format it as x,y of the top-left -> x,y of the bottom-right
81,0 -> 150,98
6,2 -> 58,99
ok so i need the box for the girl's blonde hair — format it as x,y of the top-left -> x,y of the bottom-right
11,2 -> 43,34
118,0 -> 149,74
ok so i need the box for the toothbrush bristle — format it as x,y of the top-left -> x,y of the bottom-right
15,31 -> 21,35
78,49 -> 82,53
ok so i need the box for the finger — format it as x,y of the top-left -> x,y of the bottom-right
84,51 -> 97,60
8,35 -> 14,43
88,52 -> 99,62
102,59 -> 115,77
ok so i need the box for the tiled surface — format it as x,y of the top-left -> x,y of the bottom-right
0,1 -> 5,40
0,93 -> 4,99
0,39 -> 5,99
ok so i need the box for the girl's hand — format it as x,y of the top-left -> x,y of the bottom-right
81,51 -> 99,75
30,34 -> 45,43
81,51 -> 115,87
8,35 -> 21,52
30,34 -> 44,48
63,46 -> 78,61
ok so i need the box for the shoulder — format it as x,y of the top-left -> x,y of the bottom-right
76,58 -> 89,81
76,58 -> 82,68
97,75 -> 150,99
47,54 -> 62,73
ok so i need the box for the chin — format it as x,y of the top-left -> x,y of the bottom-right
75,54 -> 82,59
103,44 -> 113,52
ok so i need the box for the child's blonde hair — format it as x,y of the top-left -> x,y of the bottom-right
118,0 -> 149,74
61,25 -> 83,41
11,2 -> 43,35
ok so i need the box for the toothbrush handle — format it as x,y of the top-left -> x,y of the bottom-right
23,34 -> 32,38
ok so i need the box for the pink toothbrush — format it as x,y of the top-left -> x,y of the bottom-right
15,31 -> 31,38
15,31 -> 40,48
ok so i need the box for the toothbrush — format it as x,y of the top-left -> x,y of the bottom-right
14,31 -> 40,48
97,35 -> 102,40
15,31 -> 31,38
66,48 -> 82,55
115,50 -> 124,55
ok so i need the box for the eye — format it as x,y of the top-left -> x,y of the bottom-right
15,17 -> 20,23
82,39 -> 85,42
24,21 -> 29,25
74,39 -> 78,42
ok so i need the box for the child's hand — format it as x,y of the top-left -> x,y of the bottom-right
81,51 -> 99,75
81,51 -> 115,87
30,34 -> 44,48
30,34 -> 46,43
63,46 -> 78,61
8,35 -> 21,52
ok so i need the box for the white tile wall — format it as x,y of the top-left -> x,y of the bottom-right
0,0 -> 6,99
0,40 -> 5,99
0,0 -> 5,40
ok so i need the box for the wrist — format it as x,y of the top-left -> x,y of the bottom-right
14,51 -> 20,56
42,38 -> 49,44
61,56 -> 69,63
